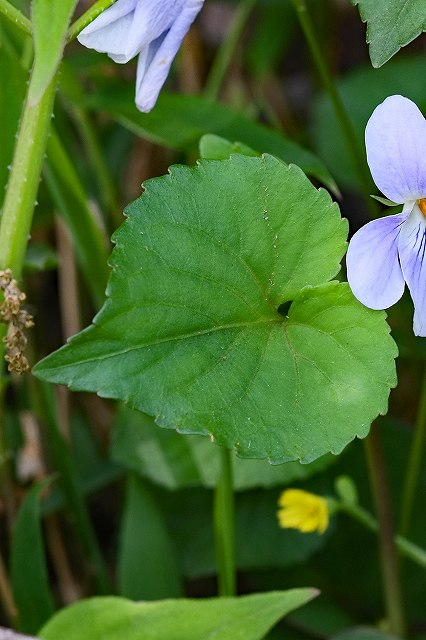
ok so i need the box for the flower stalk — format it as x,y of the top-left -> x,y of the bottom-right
0,73 -> 56,278
214,447 -> 236,596
364,426 -> 406,638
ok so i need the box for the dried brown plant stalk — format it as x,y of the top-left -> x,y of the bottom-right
0,269 -> 34,374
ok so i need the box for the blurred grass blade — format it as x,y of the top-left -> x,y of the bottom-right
77,84 -> 338,194
118,474 -> 183,600
34,382 -> 112,595
45,127 -> 110,309
11,479 -> 55,634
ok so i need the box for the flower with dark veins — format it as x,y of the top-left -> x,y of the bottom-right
347,95 -> 426,336
78,0 -> 204,112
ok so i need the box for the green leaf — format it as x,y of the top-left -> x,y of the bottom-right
11,479 -> 55,634
352,0 -> 426,67
29,0 -> 78,104
39,590 -> 318,640
118,475 -> 183,600
33,155 -> 397,463
199,134 -> 258,160
112,407 -> 336,491
370,196 -> 398,207
75,81 -> 338,193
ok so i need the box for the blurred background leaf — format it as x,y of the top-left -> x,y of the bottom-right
11,480 -> 55,634
352,0 -> 426,67
117,474 -> 183,600
39,589 -> 319,640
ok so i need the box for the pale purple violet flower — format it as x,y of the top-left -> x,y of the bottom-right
346,95 -> 426,336
77,0 -> 204,112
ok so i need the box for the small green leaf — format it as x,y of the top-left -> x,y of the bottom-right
39,590 -> 318,640
34,155 -> 397,463
118,475 -> 183,600
11,480 -> 55,634
29,0 -> 78,104
370,195 -> 398,207
199,134 -> 258,160
352,0 -> 426,67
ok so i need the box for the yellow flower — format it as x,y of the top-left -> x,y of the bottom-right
277,488 -> 329,534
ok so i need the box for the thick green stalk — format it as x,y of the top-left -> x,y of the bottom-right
204,0 -> 258,101
364,427 -> 406,637
0,0 -> 31,36
214,447 -> 236,596
399,366 -> 426,536
290,0 -> 376,217
67,0 -> 117,42
0,74 -> 56,277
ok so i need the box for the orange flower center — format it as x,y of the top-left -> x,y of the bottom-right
418,198 -> 426,216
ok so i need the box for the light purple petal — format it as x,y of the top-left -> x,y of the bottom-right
77,0 -> 139,61
135,1 -> 204,112
127,0 -> 184,51
366,95 -> 426,203
346,212 -> 407,310
398,203 -> 426,336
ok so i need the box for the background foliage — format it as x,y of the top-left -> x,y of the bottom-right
1,1 -> 426,639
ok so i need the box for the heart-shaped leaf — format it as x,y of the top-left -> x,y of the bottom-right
33,155 -> 397,463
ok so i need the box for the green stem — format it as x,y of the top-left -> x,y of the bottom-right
399,366 -> 426,536
67,0 -> 117,42
214,447 -> 236,596
0,74 -> 56,277
364,426 -> 406,637
204,0 -> 258,101
290,0 -> 376,217
0,0 -> 31,37
341,501 -> 426,572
